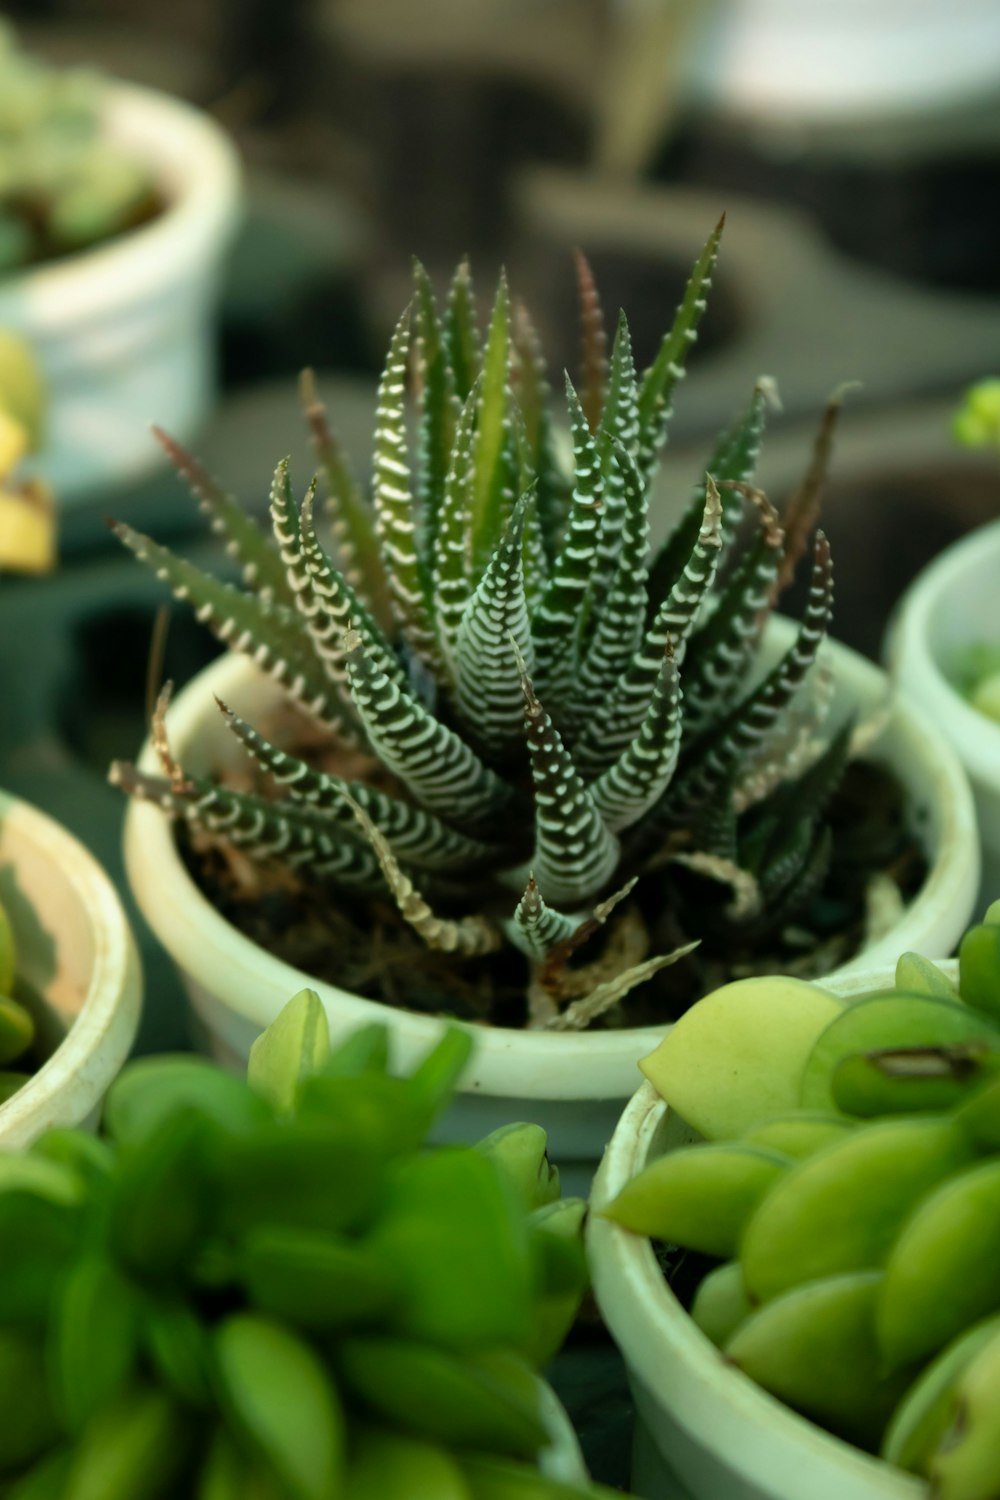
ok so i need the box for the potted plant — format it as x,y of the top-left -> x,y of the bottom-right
0,784 -> 141,1149
109,235 -> 977,1175
0,986 -> 617,1498
0,21 -> 241,507
887,379 -> 1000,910
587,907 -> 1000,1500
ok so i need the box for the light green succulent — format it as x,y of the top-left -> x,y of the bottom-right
110,230 -> 853,1030
0,20 -> 156,273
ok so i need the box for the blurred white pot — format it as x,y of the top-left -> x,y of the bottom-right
122,622 -> 977,1180
0,787 -> 142,1150
0,79 -> 242,508
887,518 -> 1000,911
683,0 -> 1000,129
586,960 -> 959,1500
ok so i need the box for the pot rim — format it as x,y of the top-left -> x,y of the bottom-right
122,624 -> 977,1099
888,517 -> 1000,782
585,962 -> 952,1499
0,77 -> 242,330
0,788 -> 142,1149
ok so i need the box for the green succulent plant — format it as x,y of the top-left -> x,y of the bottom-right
0,991 -> 608,1499
110,229 -> 857,1030
0,20 -> 157,273
0,895 -> 35,1105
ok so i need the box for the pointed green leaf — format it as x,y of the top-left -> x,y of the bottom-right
108,762 -> 386,894
109,520 -> 354,739
470,274 -> 513,569
636,213 -> 725,483
152,426 -> 294,607
372,304 -> 438,664
590,645 -> 682,833
219,700 -> 499,873
443,257 -> 481,403
574,247 -> 608,433
413,261 -> 458,569
530,378 -> 603,708
455,489 -> 536,756
513,646 -> 619,907
300,369 -> 393,630
344,631 -> 517,834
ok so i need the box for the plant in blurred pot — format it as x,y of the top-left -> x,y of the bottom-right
0,22 -> 160,275
596,900 -> 1000,1497
0,893 -> 36,1105
0,988 -> 621,1499
0,328 -> 53,573
945,378 -> 1000,725
109,230 -> 930,1035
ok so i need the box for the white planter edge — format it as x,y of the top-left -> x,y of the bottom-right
0,788 -> 142,1150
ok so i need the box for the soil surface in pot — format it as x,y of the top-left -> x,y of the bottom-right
177,700 -> 925,1030
1,187 -> 165,277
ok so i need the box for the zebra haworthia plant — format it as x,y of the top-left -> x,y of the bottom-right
110,223 -> 852,1031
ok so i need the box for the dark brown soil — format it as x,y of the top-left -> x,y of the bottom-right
180,737 -> 926,1031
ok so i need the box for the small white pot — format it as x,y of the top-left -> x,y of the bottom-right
122,623 -> 977,1176
0,787 -> 142,1150
679,0 -> 1000,128
0,80 -> 242,508
587,960 -> 960,1500
887,518 -> 1000,912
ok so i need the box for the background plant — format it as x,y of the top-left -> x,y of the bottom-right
949,378 -> 1000,725
110,229 -> 858,1030
0,894 -> 35,1104
0,989 -> 613,1500
0,20 -> 158,274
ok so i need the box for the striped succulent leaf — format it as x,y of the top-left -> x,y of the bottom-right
513,644 -> 620,907
665,532 -> 835,825
644,376 -> 775,625
443,256 -> 480,403
297,486 -> 405,693
433,376 -> 481,665
574,248 -> 609,433
412,260 -> 458,561
343,630 -> 517,835
299,369 -> 393,630
530,378 -> 604,705
512,299 -> 565,572
589,645 -> 683,834
635,213 -> 725,485
152,427 -> 294,608
332,788 -> 502,955
372,305 -> 437,663
470,274 -> 514,571
216,700 -> 499,874
110,520 -> 356,739
109,760 -> 385,892
678,484 -> 785,739
569,439 -> 649,729
582,314 -> 640,633
507,874 -> 579,959
112,235 -> 868,1028
455,489 -> 536,757
573,477 -> 721,777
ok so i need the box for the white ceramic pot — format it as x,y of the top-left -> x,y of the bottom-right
586,960 -> 961,1500
0,80 -> 242,508
0,787 -> 142,1150
679,0 -> 1000,128
887,518 -> 1000,913
122,623 -> 977,1179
